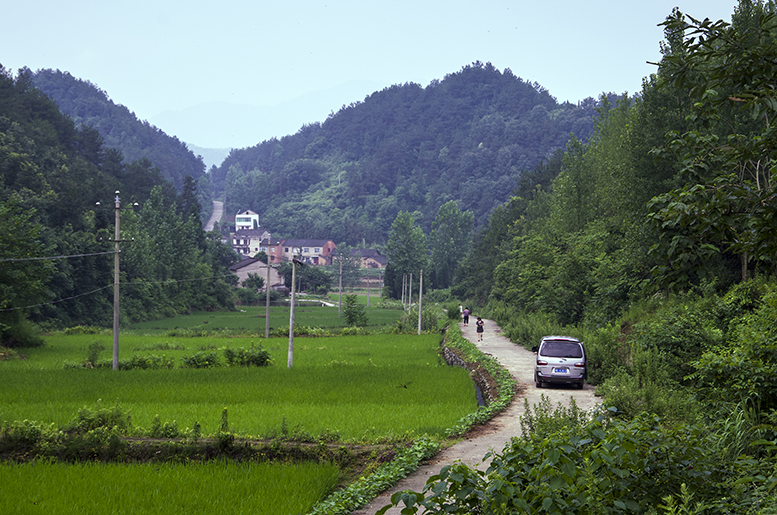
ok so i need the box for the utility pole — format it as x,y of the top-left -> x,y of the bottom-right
96,191 -> 137,370
288,251 -> 302,368
409,273 -> 413,310
265,260 -> 271,339
338,256 -> 343,318
417,269 -> 423,335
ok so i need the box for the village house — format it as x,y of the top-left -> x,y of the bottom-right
227,210 -> 336,265
234,209 -> 261,231
232,228 -> 272,256
228,256 -> 285,288
279,239 -> 337,265
350,248 -> 387,268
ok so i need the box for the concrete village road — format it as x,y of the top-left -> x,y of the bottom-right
352,319 -> 600,515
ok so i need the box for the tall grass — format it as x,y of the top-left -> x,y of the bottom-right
0,460 -> 340,515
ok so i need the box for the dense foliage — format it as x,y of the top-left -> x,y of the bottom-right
30,68 -> 208,195
0,65 -> 237,344
379,2 -> 777,513
213,62 -> 602,244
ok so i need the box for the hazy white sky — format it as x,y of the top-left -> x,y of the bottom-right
3,1 -> 738,149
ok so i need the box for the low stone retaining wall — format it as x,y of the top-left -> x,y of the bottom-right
441,345 -> 497,406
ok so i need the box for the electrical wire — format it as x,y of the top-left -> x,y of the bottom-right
0,251 -> 117,263
0,271 -> 238,312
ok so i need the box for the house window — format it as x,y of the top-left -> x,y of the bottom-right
285,247 -> 290,253
304,248 -> 309,253
314,248 -> 320,253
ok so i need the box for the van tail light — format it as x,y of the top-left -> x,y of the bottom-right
537,360 -> 548,366
574,362 -> 585,368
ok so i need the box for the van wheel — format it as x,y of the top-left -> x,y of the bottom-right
534,373 -> 542,388
576,382 -> 584,390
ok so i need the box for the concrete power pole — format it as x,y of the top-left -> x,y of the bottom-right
265,261 -> 271,339
417,269 -> 423,335
96,191 -> 137,371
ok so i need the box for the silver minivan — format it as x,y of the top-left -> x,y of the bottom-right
534,336 -> 586,389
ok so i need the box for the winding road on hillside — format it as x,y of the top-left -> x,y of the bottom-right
204,200 -> 224,232
352,319 -> 600,515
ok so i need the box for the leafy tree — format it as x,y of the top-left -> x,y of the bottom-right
343,294 -> 368,326
428,201 -> 473,290
0,193 -> 55,346
384,212 -> 428,299
330,243 -> 362,291
649,5 -> 777,288
241,272 -> 265,291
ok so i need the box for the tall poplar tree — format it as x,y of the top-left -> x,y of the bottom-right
429,201 -> 474,289
384,211 -> 428,299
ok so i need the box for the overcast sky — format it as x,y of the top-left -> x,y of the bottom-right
3,1 -> 738,149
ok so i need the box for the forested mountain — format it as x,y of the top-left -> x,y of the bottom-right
213,62 -> 603,244
0,65 -> 236,344
30,68 -> 206,191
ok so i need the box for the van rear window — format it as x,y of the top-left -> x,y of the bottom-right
541,341 -> 583,358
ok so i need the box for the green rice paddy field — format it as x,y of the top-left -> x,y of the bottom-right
0,460 -> 340,515
1,333 -> 476,439
1,307 -> 476,514
128,304 -> 403,333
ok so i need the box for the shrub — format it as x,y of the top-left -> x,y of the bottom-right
579,323 -> 629,385
691,288 -> 777,411
223,345 -> 272,367
180,351 -> 220,368
343,295 -> 369,327
63,325 -> 106,335
149,415 -> 180,438
65,401 -> 132,435
382,413 -> 735,514
445,302 -> 462,321
631,298 -> 723,383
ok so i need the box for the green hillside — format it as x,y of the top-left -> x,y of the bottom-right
31,68 -> 206,191
212,62 -> 603,243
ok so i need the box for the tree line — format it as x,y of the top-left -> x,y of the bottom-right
0,66 -> 237,346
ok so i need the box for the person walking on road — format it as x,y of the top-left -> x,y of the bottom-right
476,317 -> 484,341
462,307 -> 470,326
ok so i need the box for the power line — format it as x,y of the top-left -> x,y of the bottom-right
0,285 -> 113,312
0,251 -> 117,263
0,271 -> 238,312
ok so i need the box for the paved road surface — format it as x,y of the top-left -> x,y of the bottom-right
204,200 -> 224,232
352,319 -> 599,515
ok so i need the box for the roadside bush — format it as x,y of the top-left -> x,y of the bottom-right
595,340 -> 699,423
691,288 -> 777,411
382,412 -> 736,514
631,298 -> 723,383
579,323 -> 629,385
445,302 -> 462,321
495,305 -> 565,348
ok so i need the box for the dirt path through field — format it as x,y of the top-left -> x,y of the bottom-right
352,319 -> 600,515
